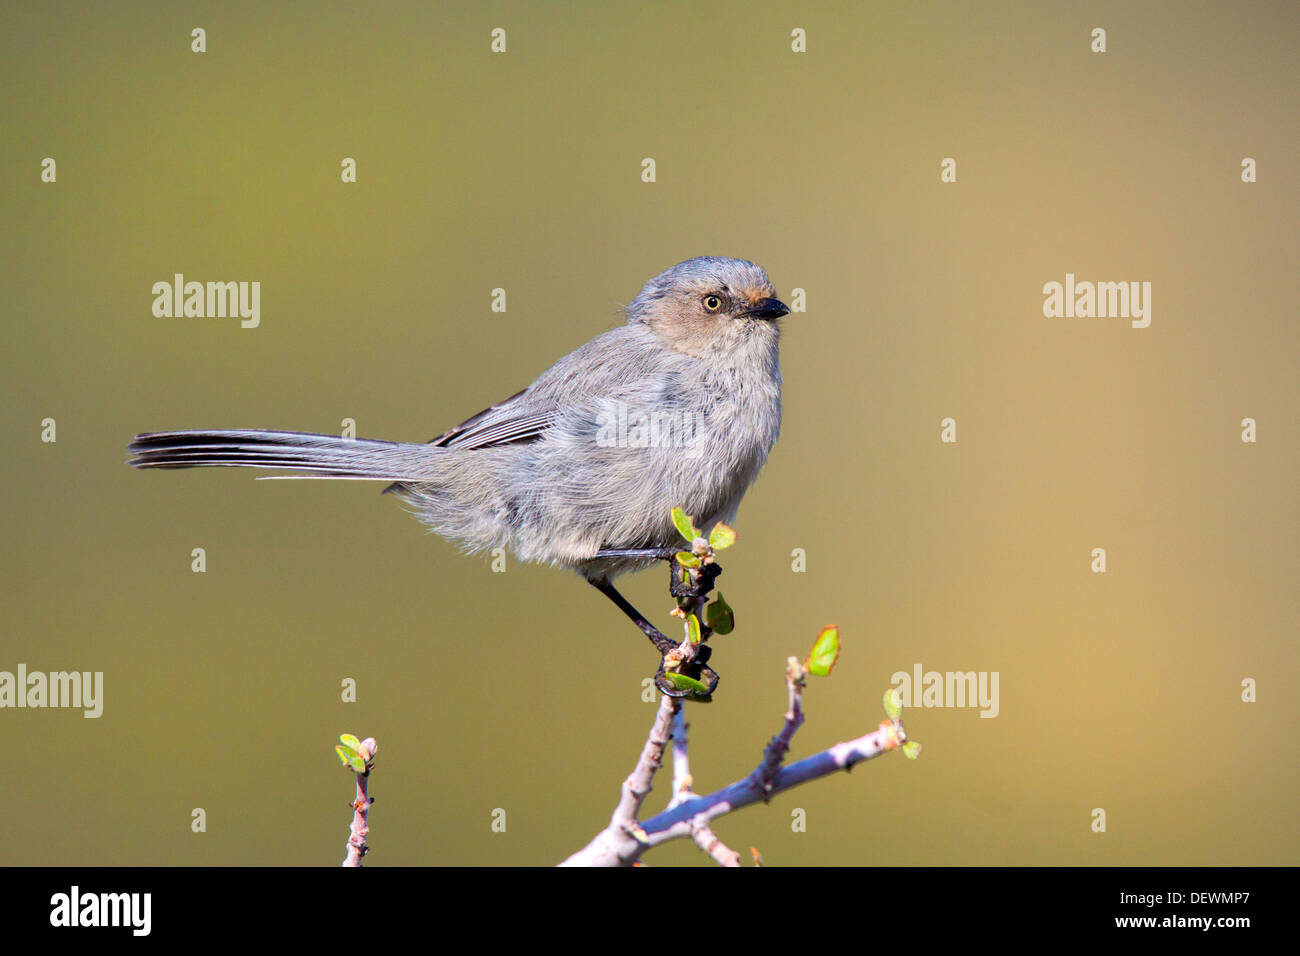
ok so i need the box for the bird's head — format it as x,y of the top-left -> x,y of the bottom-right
626,256 -> 789,358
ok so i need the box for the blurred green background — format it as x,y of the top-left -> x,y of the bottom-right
2,0 -> 1296,866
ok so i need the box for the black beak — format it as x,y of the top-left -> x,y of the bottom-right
743,297 -> 790,320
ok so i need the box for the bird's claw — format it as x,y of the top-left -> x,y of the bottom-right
667,559 -> 722,600
654,658 -> 720,700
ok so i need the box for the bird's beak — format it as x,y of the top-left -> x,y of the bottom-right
743,297 -> 790,320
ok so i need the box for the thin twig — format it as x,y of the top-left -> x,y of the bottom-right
690,823 -> 742,867
669,707 -> 742,865
754,657 -> 807,793
560,694 -> 907,865
341,737 -> 377,867
639,720 -> 903,849
669,707 -> 693,808
611,694 -> 679,831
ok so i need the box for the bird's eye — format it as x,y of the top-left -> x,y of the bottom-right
702,294 -> 723,312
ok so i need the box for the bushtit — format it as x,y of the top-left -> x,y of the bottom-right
130,256 -> 790,692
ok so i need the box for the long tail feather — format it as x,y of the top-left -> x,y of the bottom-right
127,429 -> 439,481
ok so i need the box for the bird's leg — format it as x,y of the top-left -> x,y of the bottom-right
590,578 -> 677,656
591,546 -> 722,600
593,547 -> 682,562
590,577 -> 719,699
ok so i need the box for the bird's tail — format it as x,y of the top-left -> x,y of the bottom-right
127,429 -> 440,481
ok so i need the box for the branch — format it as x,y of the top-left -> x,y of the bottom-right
669,707 -> 742,866
611,694 -> 679,831
754,656 -> 807,791
561,511 -> 920,867
561,658 -> 916,866
639,717 -> 905,850
335,735 -> 377,867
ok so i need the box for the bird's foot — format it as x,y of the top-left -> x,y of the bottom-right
655,642 -> 718,700
668,559 -> 722,600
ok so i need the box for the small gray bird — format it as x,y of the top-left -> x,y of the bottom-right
130,256 -> 790,691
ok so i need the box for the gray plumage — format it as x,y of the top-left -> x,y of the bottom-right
129,256 -> 789,586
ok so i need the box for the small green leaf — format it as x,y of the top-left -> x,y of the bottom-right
663,672 -> 710,695
883,688 -> 902,721
705,593 -> 734,635
335,744 -> 356,768
807,625 -> 840,677
902,741 -> 922,760
675,551 -> 701,568
349,754 -> 368,773
671,506 -> 699,543
339,734 -> 361,751
686,614 -> 702,644
708,523 -> 736,550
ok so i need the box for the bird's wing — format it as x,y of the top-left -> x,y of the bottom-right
380,388 -> 555,495
423,326 -> 661,451
426,388 -> 556,450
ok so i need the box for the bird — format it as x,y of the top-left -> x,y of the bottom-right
129,256 -> 790,694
